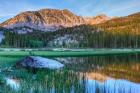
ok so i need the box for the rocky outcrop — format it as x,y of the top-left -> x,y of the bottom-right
16,56 -> 64,69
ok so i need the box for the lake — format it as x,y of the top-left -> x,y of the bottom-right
0,50 -> 140,93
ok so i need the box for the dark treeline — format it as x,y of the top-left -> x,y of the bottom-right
0,24 -> 140,48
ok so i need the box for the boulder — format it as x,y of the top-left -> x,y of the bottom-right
16,56 -> 64,69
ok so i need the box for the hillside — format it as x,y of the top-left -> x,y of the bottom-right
1,24 -> 140,48
96,12 -> 140,34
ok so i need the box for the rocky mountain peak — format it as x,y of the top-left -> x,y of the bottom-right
96,14 -> 108,17
0,8 -> 85,32
0,8 -> 111,33
85,14 -> 111,25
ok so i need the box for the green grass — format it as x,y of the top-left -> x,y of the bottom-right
0,49 -> 140,57
0,55 -> 85,93
33,49 -> 140,57
0,49 -> 140,93
0,51 -> 29,57
0,57 -> 23,68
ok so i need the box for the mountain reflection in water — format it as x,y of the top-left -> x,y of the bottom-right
5,73 -> 140,93
86,79 -> 140,93
1,54 -> 140,93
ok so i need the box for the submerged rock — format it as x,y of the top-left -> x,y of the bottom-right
16,56 -> 64,69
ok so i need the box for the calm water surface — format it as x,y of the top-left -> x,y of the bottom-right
0,54 -> 140,93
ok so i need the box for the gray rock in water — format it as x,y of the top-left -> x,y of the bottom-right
16,56 -> 64,69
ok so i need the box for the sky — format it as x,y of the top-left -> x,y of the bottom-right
0,0 -> 140,23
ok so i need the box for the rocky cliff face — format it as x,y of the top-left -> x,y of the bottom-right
0,9 -> 85,32
0,9 -> 110,32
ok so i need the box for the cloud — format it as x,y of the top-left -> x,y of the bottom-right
76,0 -> 140,17
76,0 -> 111,17
109,0 -> 140,13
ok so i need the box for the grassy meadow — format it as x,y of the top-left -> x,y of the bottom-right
0,49 -> 140,57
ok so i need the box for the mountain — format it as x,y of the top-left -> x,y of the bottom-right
46,12 -> 140,48
96,12 -> 140,34
1,12 -> 140,48
0,9 -> 85,32
0,8 -> 110,33
85,14 -> 111,25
